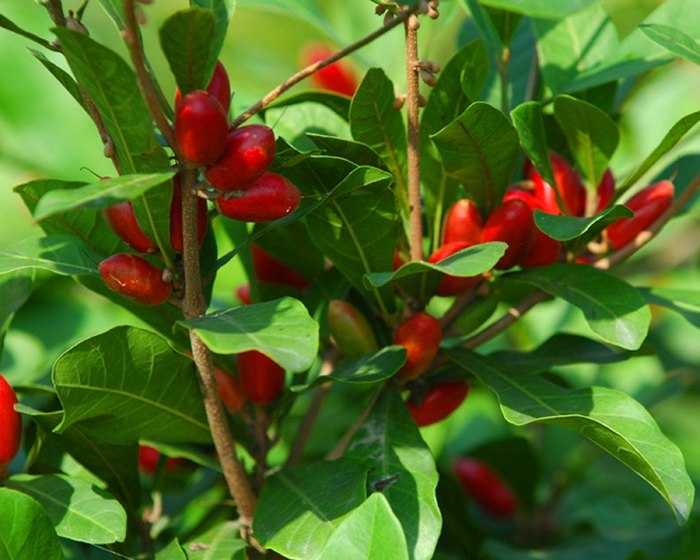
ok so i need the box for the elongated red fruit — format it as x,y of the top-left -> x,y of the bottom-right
301,42 -> 359,97
595,169 -> 615,213
216,172 -> 301,222
205,125 -> 276,192
236,284 -> 252,305
328,300 -> 379,358
175,60 -> 231,114
138,445 -> 181,475
481,199 -> 535,270
606,181 -> 674,250
394,312 -> 442,380
169,178 -> 208,253
215,367 -> 246,413
428,242 -> 481,297
99,254 -> 171,306
175,90 -> 228,165
442,199 -> 483,245
407,381 -> 469,427
238,350 -> 285,404
529,152 -> 585,216
0,375 -> 21,473
252,245 -> 309,291
453,457 -> 519,517
102,202 -> 158,254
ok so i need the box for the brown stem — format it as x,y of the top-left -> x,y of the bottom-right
405,15 -> 423,262
47,0 -> 67,27
229,7 -> 417,130
78,84 -> 122,174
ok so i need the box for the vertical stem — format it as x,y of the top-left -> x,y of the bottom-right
497,46 -> 511,114
405,15 -> 423,262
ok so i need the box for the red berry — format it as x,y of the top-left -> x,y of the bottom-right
393,312 -> 442,380
407,380 -> 469,427
175,61 -> 232,114
453,457 -> 519,517
205,125 -> 276,192
102,202 -> 158,254
328,300 -> 379,358
529,152 -> 585,216
169,176 -> 208,253
519,228 -> 562,268
175,90 -> 228,165
238,350 -> 285,404
301,42 -> 359,97
216,172 -> 301,223
252,245 -> 310,291
236,284 -> 252,305
99,254 -> 172,306
392,249 -> 405,271
138,445 -> 181,475
0,375 -> 21,473
442,199 -> 483,245
605,181 -> 674,250
595,169 -> 616,213
503,188 -> 540,210
214,367 -> 246,413
428,242 -> 481,297
481,199 -> 535,270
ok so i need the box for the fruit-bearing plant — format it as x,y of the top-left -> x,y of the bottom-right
1,0 -> 700,558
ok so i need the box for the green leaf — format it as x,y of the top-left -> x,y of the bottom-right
319,492 -> 410,560
350,68 -> 408,195
53,326 -> 211,444
482,7 -> 523,46
638,287 -> 700,329
639,23 -> 700,66
533,205 -> 633,244
431,102 -> 520,216
479,0 -> 603,19
0,488 -> 63,560
190,0 -> 236,70
0,13 -> 54,49
160,9 -> 218,96
509,264 -> 651,350
264,91 -> 351,122
97,0 -> 126,29
459,39 -> 491,103
254,459 -> 368,559
511,102 -> 557,189
553,95 -> 619,188
5,474 -> 127,544
328,346 -> 407,384
32,172 -> 176,222
185,521 -> 247,560
180,298 -> 319,372
156,539 -> 188,560
345,388 -> 441,560
448,348 -> 695,524
305,167 -> 398,314
0,235 -> 101,277
0,270 -> 33,351
29,49 -> 88,113
307,134 -> 387,170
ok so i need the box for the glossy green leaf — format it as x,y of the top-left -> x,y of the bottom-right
480,0 -> 603,19
160,9 -> 218,96
483,7 -> 523,46
533,205 -> 633,243
638,287 -> 700,329
180,297 -> 319,372
639,23 -> 700,66
0,235 -> 101,277
5,474 -> 127,544
0,13 -> 54,49
553,95 -> 619,188
329,346 -> 407,384
32,172 -> 176,222
97,0 -> 126,29
509,264 -> 651,350
0,488 -> 63,560
448,348 -> 695,524
345,388 -> 441,560
431,102 -> 520,216
30,49 -> 88,113
307,134 -> 387,170
156,539 -> 188,560
511,102 -> 557,189
53,326 -> 211,444
254,459 -> 368,559
185,521 -> 247,560
350,68 -> 407,195
263,91 -> 351,122
459,39 -> 491,103
320,492 -> 410,560
191,0 -> 236,70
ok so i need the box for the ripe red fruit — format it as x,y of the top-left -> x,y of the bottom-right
99,254 -> 171,306
216,172 -> 301,223
175,60 -> 231,114
393,249 -> 405,271
595,169 -> 616,213
428,242 -> 481,297
328,300 -> 379,358
175,90 -> 228,165
236,284 -> 252,305
0,375 -> 21,473
138,445 -> 181,475
519,228 -> 561,268
481,199 -> 535,270
442,199 -> 483,245
205,125 -> 276,192
605,180 -> 674,250
252,244 -> 310,291
169,177 -> 208,253
102,201 -> 158,254
407,380 -> 469,427
214,367 -> 246,413
301,42 -> 359,97
394,312 -> 442,380
237,350 -> 285,404
453,457 -> 519,517
529,152 -> 585,216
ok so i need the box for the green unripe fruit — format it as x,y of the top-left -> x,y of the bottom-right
328,300 -> 379,358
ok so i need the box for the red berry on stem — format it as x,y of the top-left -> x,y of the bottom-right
407,380 -> 469,427
428,242 -> 481,297
102,201 -> 158,254
214,367 -> 246,413
252,244 -> 310,291
530,152 -> 585,216
605,180 -> 674,250
99,254 -> 172,306
481,199 -> 535,270
301,42 -> 359,97
394,312 -> 442,380
442,199 -> 483,245
595,169 -> 616,213
205,125 -> 276,192
453,457 -> 519,517
216,172 -> 301,223
175,61 -> 232,114
169,177 -> 208,253
175,90 -> 228,165
0,375 -> 21,473
238,350 -> 285,404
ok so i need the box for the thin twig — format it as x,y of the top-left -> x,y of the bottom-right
78,84 -> 122,174
326,386 -> 383,461
286,384 -> 331,467
497,45 -> 511,114
47,0 -> 67,27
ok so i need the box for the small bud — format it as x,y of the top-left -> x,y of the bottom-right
66,16 -> 89,35
428,7 -> 440,19
420,69 -> 437,87
137,6 -> 147,25
418,60 -> 440,74
103,137 -> 115,158
418,94 -> 428,107
408,15 -> 420,30
418,0 -> 430,14
375,5 -> 387,15
393,94 -> 407,110
428,0 -> 440,7
162,268 -> 173,283
383,12 -> 395,26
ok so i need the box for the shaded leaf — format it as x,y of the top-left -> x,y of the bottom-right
483,7 -> 523,46
191,0 -> 236,70
329,346 -> 407,384
307,133 -> 387,170
264,91 -> 351,122
30,49 -> 88,113
511,102 -> 556,189
0,13 -> 54,49
0,235 -> 101,277
0,270 -> 33,351
479,0 -> 603,19
639,23 -> 700,66
638,287 -> 700,329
